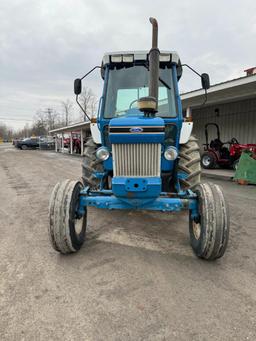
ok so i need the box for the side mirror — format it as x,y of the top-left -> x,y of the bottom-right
74,78 -> 82,95
201,73 -> 210,90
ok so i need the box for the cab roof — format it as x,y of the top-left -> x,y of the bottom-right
101,50 -> 182,79
102,50 -> 181,66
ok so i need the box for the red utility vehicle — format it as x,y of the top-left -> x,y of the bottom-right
201,123 -> 256,169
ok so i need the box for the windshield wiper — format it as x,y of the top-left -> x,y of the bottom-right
142,64 -> 171,90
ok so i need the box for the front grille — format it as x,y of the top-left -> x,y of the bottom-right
112,143 -> 161,177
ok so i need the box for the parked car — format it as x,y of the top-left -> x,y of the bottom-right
39,137 -> 55,150
16,137 -> 40,150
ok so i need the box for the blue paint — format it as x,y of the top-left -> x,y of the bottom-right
112,176 -> 161,198
109,116 -> 165,144
78,190 -> 198,215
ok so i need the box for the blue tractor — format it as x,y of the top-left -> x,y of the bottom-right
49,18 -> 229,260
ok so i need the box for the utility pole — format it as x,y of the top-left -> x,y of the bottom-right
43,108 -> 54,131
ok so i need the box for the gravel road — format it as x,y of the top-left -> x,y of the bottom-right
0,143 -> 256,340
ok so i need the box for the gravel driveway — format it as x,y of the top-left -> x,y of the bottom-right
0,143 -> 255,340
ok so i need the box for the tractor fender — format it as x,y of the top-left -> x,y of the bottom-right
179,121 -> 193,144
90,122 -> 101,144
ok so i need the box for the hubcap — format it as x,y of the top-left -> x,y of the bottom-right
192,220 -> 201,240
203,156 -> 211,166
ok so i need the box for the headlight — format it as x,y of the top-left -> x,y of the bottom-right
96,146 -> 110,161
164,146 -> 178,161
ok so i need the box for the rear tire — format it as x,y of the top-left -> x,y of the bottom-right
189,182 -> 229,260
21,145 -> 28,150
178,136 -> 201,190
201,152 -> 216,169
82,137 -> 103,189
48,179 -> 86,254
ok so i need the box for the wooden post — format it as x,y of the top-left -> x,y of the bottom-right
70,131 -> 73,155
61,133 -> 64,153
80,129 -> 84,156
55,134 -> 58,152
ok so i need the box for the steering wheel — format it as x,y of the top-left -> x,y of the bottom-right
129,99 -> 138,109
230,137 -> 239,144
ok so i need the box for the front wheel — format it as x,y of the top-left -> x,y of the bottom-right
48,179 -> 87,254
201,152 -> 216,169
189,182 -> 229,260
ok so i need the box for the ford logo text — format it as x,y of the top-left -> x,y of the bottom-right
130,127 -> 143,133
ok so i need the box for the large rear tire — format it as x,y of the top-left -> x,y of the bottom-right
48,179 -> 86,254
82,137 -> 103,189
178,136 -> 201,190
189,182 -> 229,260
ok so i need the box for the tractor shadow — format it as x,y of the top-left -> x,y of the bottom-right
84,208 -> 193,258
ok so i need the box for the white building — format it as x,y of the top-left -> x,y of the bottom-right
181,70 -> 256,148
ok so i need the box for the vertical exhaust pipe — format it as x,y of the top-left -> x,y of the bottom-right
149,17 -> 160,110
137,17 -> 160,115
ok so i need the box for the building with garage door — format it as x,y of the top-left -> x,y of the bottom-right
181,69 -> 256,150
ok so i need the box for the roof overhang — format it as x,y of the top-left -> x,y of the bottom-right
181,74 -> 256,109
49,121 -> 90,134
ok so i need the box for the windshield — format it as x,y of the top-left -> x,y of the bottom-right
103,65 -> 177,118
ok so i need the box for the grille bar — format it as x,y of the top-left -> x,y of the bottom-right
112,143 -> 161,177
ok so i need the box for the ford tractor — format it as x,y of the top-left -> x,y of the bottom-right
48,18 -> 229,260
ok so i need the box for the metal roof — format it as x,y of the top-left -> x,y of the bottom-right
181,74 -> 256,109
49,121 -> 90,134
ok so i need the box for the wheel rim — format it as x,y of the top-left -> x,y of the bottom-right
202,155 -> 211,166
192,220 -> 201,240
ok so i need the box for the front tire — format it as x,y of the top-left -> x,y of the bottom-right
48,179 -> 86,254
201,152 -> 216,169
189,182 -> 229,260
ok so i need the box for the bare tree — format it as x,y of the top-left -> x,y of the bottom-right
61,99 -> 73,126
79,87 -> 97,121
32,108 -> 62,134
0,122 -> 13,141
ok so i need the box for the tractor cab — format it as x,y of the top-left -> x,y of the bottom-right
101,51 -> 182,121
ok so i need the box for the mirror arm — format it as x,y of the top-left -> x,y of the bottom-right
181,64 -> 202,78
76,95 -> 91,122
75,65 -> 102,122
181,63 -> 209,106
201,89 -> 208,106
81,65 -> 102,80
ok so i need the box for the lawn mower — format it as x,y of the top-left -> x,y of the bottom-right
201,122 -> 256,169
48,18 -> 229,260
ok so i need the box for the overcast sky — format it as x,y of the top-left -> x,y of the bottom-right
1,0 -> 256,130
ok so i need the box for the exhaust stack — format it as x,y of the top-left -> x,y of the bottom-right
149,17 -> 160,110
138,17 -> 160,116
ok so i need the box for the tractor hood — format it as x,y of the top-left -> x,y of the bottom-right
109,115 -> 165,144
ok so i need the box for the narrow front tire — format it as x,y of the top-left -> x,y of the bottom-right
48,179 -> 86,254
189,182 -> 229,260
